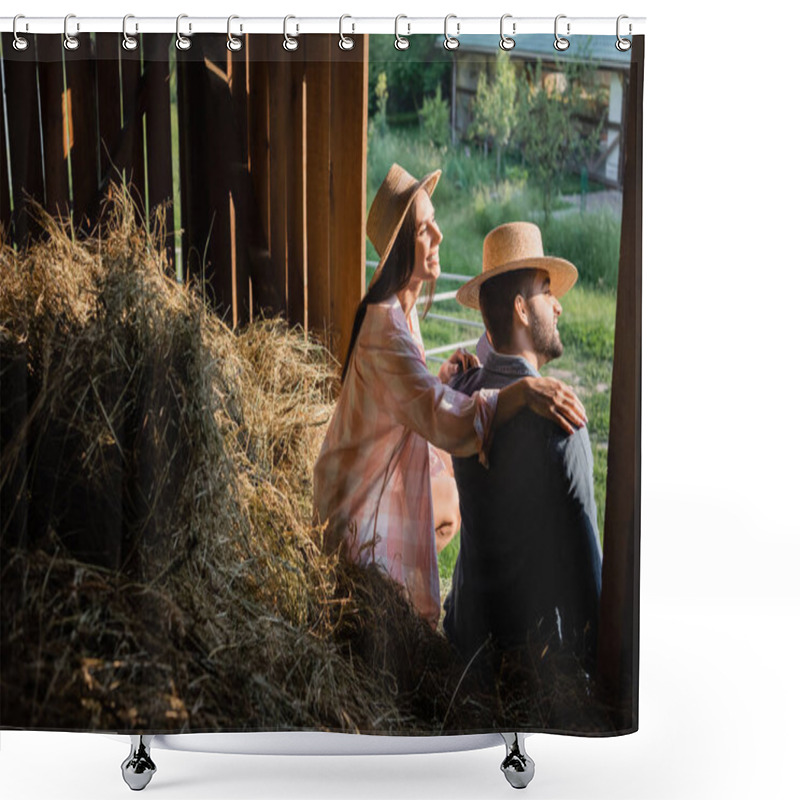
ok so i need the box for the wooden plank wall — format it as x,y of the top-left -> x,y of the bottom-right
1,34 -> 368,360
1,33 -> 46,245
597,35 -> 643,732
245,33 -> 368,361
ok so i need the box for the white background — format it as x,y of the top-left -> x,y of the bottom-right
3,1 -> 799,798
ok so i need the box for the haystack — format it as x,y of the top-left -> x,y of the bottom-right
0,185 -> 609,735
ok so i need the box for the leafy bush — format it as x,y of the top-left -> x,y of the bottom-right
373,71 -> 388,137
419,86 -> 451,149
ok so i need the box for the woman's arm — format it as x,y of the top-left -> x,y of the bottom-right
495,376 -> 587,435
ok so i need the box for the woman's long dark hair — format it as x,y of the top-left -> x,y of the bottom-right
341,196 -> 436,381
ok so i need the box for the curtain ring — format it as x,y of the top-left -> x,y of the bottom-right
554,14 -> 570,51
64,13 -> 79,51
499,14 -> 516,51
122,15 -> 139,51
283,15 -> 298,51
227,15 -> 242,52
339,15 -> 355,50
394,15 -> 410,50
12,15 -> 29,51
443,14 -> 460,51
616,15 -> 632,51
176,14 -> 191,50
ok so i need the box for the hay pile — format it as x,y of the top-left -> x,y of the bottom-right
0,185 -> 610,734
0,186 -> 485,734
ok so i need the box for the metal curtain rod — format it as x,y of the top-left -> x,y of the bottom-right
0,16 -> 645,36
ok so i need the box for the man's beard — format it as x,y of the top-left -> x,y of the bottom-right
529,312 -> 564,362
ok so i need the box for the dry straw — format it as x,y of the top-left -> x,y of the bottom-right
0,185 -> 610,734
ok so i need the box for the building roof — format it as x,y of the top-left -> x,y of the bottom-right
457,34 -> 631,70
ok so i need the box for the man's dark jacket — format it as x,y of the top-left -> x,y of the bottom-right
443,350 -> 603,663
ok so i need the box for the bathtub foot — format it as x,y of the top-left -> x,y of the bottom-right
500,733 -> 535,789
121,735 -> 157,791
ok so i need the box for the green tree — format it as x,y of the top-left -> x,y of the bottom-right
367,35 -> 452,124
518,56 -> 605,222
374,71 -> 389,136
418,85 -> 451,148
469,50 -> 519,178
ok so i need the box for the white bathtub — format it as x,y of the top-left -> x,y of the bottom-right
113,731 -> 534,790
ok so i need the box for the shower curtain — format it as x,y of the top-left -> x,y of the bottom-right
0,30 -> 642,738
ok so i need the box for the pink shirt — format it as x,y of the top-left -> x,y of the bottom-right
313,295 -> 498,626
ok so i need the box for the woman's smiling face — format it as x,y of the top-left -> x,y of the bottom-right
410,192 -> 443,283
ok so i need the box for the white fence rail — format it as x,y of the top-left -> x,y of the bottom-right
366,261 -> 484,364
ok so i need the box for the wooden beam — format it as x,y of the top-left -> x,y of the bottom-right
119,37 -> 146,218
246,34 -> 276,316
229,41 -> 253,325
177,35 -> 234,320
287,56 -> 308,330
329,36 -> 368,365
35,35 -> 70,222
305,35 -> 333,344
142,33 -> 175,268
0,37 -> 13,240
64,33 -> 100,234
1,33 -> 45,246
266,35 -> 289,317
95,34 -> 122,190
597,35 -> 643,733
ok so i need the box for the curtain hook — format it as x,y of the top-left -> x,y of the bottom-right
122,15 -> 139,51
339,14 -> 355,50
176,14 -> 191,50
554,14 -> 570,51
283,15 -> 298,51
500,14 -> 516,51
64,13 -> 79,51
443,14 -> 460,51
616,15 -> 632,51
227,15 -> 242,52
12,15 -> 29,51
394,15 -> 410,50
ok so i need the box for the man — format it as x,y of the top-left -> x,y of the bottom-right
443,222 -> 602,677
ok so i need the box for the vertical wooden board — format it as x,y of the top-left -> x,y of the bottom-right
248,35 -> 270,251
0,44 -> 11,239
1,33 -> 45,246
141,33 -> 175,267
202,35 -> 238,324
95,34 -> 122,190
64,34 -> 100,233
175,44 -> 200,281
119,41 -> 146,217
229,42 -> 253,325
266,35 -> 289,316
287,56 -> 307,330
597,36 -> 643,732
176,35 -> 239,322
246,35 -> 275,316
35,35 -> 70,221
305,35 -> 332,343
329,36 -> 368,364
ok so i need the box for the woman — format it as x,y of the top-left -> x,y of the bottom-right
313,164 -> 586,627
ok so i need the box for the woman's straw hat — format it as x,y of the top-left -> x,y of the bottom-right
367,163 -> 441,288
456,222 -> 578,310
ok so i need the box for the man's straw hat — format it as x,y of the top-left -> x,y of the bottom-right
456,222 -> 578,310
367,163 -> 441,288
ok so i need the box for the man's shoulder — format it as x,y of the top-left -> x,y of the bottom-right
449,366 -> 482,395
450,364 -> 515,395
